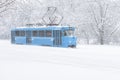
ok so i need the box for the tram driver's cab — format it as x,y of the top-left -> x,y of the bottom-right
62,27 -> 76,48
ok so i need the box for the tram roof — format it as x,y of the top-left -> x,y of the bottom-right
11,26 -> 75,31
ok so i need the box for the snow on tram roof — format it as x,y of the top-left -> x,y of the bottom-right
11,25 -> 74,31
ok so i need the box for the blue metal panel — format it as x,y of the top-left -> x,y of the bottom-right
31,37 -> 53,46
62,36 -> 77,47
15,37 -> 26,44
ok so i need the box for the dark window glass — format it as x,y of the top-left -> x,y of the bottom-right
15,31 -> 20,36
64,30 -> 74,36
64,31 -> 67,36
33,31 -> 38,37
46,30 -> 52,37
39,31 -> 44,37
15,31 -> 25,36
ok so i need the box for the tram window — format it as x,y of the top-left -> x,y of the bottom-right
64,31 -> 67,36
39,31 -> 44,37
33,31 -> 38,37
46,30 -> 52,37
21,31 -> 25,36
64,30 -> 74,36
15,31 -> 20,36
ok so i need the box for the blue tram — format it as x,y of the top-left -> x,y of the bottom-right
11,26 -> 77,48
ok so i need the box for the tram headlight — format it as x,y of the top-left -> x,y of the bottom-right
51,38 -> 54,41
69,41 -> 72,44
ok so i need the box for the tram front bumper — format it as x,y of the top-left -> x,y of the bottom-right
62,36 -> 77,48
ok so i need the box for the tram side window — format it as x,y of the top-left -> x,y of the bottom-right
15,31 -> 19,36
63,30 -> 74,36
46,30 -> 52,37
15,31 -> 25,36
39,31 -> 44,37
33,31 -> 38,37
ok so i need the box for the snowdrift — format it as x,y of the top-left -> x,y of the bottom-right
0,40 -> 120,80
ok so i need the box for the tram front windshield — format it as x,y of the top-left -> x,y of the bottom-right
64,30 -> 74,36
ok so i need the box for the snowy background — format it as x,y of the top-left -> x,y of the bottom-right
1,0 -> 120,80
0,40 -> 120,80
1,0 -> 120,45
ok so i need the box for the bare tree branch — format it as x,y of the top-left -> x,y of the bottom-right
0,7 -> 7,13
106,23 -> 120,40
88,3 -> 101,33
0,0 -> 15,14
0,0 -> 15,9
36,0 -> 42,5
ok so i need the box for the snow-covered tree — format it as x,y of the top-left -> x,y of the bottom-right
0,0 -> 15,14
83,0 -> 120,45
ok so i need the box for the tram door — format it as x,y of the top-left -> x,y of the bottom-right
26,31 -> 31,44
53,30 -> 62,46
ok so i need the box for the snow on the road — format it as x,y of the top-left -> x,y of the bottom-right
0,40 -> 120,80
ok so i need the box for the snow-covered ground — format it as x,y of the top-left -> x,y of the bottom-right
0,40 -> 120,80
